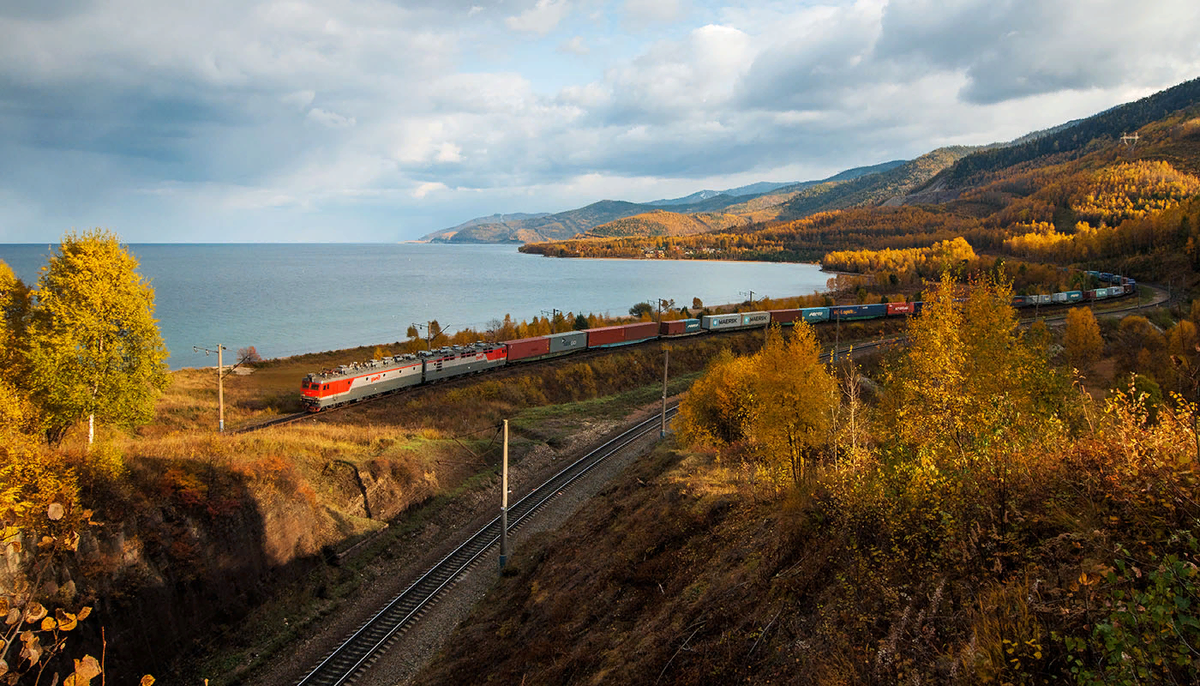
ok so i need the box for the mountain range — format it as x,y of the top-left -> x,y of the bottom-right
421,78 -> 1200,246
419,161 -> 908,244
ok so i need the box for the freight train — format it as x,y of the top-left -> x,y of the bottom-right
299,271 -> 1138,412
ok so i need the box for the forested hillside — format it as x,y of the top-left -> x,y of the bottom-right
941,76 -> 1200,187
775,146 -> 977,219
581,210 -> 750,238
420,273 -> 1200,685
525,102 -> 1200,290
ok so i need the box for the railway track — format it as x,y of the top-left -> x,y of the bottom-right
296,406 -> 678,686
241,284 -> 1168,436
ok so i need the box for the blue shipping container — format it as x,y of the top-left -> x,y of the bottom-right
800,307 -> 829,323
828,303 -> 888,321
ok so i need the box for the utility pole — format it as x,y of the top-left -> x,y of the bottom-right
194,344 -> 226,432
741,290 -> 755,308
541,309 -> 561,333
661,347 -> 669,438
833,310 -> 840,364
412,321 -> 443,350
500,419 -> 509,570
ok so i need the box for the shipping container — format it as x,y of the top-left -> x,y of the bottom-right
1100,272 -> 1114,282
801,307 -> 829,323
1011,296 -> 1031,308
702,313 -> 744,331
547,330 -> 587,354
659,319 -> 701,336
622,321 -> 660,343
505,336 -> 550,362
886,302 -> 916,316
1052,292 -> 1069,304
660,319 -> 686,336
828,303 -> 888,321
770,309 -> 801,324
1066,291 -> 1083,303
741,311 -> 771,327
1123,284 -> 1134,295
586,325 -> 626,347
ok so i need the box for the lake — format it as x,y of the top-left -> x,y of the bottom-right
0,243 -> 831,369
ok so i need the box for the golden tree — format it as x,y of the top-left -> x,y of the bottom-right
751,324 -> 836,486
25,230 -> 169,445
1064,307 -> 1103,371
676,350 -> 757,449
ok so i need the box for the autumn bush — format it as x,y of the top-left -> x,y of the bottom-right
657,272 -> 1200,683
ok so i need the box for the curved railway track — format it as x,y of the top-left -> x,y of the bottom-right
297,405 -> 679,686
242,285 -> 1169,436
283,285 -> 1168,685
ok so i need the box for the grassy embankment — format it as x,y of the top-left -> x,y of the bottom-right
79,325 -> 854,682
417,298 -> 1200,685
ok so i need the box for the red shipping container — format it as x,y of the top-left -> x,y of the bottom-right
504,336 -> 550,362
770,309 -> 801,324
586,326 -> 625,347
887,302 -> 915,316
622,322 -> 659,342
660,320 -> 686,335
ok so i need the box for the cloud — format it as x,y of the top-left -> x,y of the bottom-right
597,24 -> 755,123
412,181 -> 449,198
281,90 -> 316,110
874,0 -> 1200,104
307,107 -> 357,128
624,0 -> 686,24
2,0 -> 1199,243
505,0 -> 569,35
558,35 -> 589,54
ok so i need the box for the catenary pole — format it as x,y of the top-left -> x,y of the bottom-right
193,344 -> 226,432
218,344 -> 224,432
661,347 -> 669,438
500,419 -> 509,569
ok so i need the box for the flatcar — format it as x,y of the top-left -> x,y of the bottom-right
300,270 -> 1138,411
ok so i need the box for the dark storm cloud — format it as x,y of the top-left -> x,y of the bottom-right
875,0 -> 1200,104
0,0 -> 93,21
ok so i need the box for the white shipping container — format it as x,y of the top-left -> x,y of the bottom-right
741,311 -> 771,327
702,314 -> 743,330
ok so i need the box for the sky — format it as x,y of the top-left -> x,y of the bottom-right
1,0 -> 1199,243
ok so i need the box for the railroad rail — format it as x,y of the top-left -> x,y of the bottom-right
243,284 -> 1169,436
296,406 -> 679,686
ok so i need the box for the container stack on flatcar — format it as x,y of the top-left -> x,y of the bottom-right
299,270 -> 1139,411
660,319 -> 702,336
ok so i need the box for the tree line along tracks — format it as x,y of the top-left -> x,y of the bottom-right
295,406 -> 679,686
243,282 -> 1169,435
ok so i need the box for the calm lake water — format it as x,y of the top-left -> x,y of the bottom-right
0,243 -> 830,370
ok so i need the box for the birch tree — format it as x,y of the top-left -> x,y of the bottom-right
26,230 -> 168,445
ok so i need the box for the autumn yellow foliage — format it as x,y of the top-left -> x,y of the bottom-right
1064,307 -> 1103,370
676,323 -> 835,489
